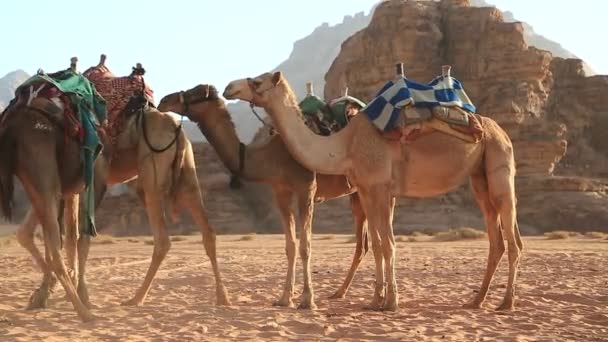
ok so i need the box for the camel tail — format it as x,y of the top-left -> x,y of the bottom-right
0,129 -> 17,221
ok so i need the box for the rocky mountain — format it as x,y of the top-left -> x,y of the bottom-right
0,70 -> 30,109
470,0 -> 594,75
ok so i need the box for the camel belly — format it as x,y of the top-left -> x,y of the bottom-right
314,174 -> 355,202
107,148 -> 139,184
393,132 -> 483,198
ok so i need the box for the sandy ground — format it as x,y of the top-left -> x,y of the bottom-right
0,233 -> 606,341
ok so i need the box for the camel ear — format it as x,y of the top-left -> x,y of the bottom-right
272,71 -> 282,86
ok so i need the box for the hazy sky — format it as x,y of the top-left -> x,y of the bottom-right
1,0 -> 606,100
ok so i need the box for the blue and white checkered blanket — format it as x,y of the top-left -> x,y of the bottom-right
362,76 -> 476,131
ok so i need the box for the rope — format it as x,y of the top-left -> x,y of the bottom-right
249,102 -> 276,135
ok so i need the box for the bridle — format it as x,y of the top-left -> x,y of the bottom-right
179,84 -> 212,113
244,78 -> 276,135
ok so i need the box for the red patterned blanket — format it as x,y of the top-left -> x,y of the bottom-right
83,56 -> 155,144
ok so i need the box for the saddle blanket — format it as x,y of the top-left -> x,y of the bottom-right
362,75 -> 476,132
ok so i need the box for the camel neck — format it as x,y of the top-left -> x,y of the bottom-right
263,83 -> 350,175
191,104 -> 267,181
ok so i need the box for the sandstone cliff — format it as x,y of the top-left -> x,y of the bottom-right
322,0 -> 608,232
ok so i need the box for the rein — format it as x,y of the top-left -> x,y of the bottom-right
139,77 -> 183,153
139,105 -> 183,153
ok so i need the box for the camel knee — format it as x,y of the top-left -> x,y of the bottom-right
154,238 -> 171,258
283,237 -> 296,257
299,241 -> 311,260
16,225 -> 35,248
507,241 -> 521,261
381,238 -> 396,259
490,235 -> 506,257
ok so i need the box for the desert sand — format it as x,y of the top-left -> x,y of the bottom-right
0,231 -> 606,341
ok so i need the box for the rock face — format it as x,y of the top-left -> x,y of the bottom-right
323,0 -> 608,232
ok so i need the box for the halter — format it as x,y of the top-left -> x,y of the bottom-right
245,78 -> 277,135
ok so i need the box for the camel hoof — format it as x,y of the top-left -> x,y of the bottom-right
272,299 -> 295,308
216,286 -> 231,306
26,289 -> 50,310
121,298 -> 143,307
463,301 -> 482,309
80,312 -> 97,323
216,297 -> 232,306
363,302 -> 383,311
496,301 -> 514,311
382,302 -> 399,312
328,291 -> 345,300
297,301 -> 318,310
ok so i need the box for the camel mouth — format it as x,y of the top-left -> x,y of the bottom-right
222,89 -> 239,100
157,103 -> 169,112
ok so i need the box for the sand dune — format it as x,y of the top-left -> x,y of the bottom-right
0,235 -> 606,341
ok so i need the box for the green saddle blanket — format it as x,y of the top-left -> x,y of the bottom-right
17,69 -> 108,236
299,94 -> 366,135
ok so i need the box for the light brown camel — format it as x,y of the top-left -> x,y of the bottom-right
0,60 -> 229,322
223,71 -> 524,312
157,84 -> 368,309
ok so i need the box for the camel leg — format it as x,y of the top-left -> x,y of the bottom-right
77,160 -> 109,308
330,193 -> 368,299
39,200 -> 94,322
16,208 -> 58,309
494,191 -> 522,311
177,180 -> 230,306
64,194 -> 79,287
272,188 -> 297,308
464,174 -> 505,309
377,191 -> 398,312
22,173 -> 94,322
296,187 -> 316,310
122,189 -> 171,306
357,188 -> 385,311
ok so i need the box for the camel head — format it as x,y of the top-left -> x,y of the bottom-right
223,71 -> 284,107
158,84 -> 221,121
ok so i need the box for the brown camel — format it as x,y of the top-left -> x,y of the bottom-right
157,84 -> 368,309
223,71 -> 524,312
0,60 -> 229,322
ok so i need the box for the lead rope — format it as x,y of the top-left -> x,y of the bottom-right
249,102 -> 276,135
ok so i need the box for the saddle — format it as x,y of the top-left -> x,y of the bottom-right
382,106 -> 484,144
83,55 -> 155,148
299,91 -> 366,136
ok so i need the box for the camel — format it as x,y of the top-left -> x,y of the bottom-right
0,58 -> 229,322
223,70 -> 524,312
157,84 -> 368,309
